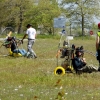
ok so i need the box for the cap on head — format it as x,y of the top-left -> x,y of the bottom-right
26,24 -> 32,28
98,23 -> 100,29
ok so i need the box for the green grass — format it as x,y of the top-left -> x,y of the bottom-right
0,37 -> 100,100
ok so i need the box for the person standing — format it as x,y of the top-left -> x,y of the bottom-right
96,23 -> 100,71
21,24 -> 37,58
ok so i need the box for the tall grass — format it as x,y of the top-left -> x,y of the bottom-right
0,37 -> 100,100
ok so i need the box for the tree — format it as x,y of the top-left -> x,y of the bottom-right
60,0 -> 100,36
25,0 -> 61,34
11,0 -> 34,33
0,0 -> 34,33
0,0 -> 61,34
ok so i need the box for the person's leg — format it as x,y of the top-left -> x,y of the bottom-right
27,40 -> 37,58
18,49 -> 27,56
80,66 -> 97,73
97,50 -> 100,71
22,49 -> 27,54
13,49 -> 19,53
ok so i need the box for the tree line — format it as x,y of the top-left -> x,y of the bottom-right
0,0 -> 100,35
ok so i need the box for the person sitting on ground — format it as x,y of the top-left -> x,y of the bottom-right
72,47 -> 97,73
5,36 -> 27,56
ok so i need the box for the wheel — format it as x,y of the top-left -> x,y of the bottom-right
54,66 -> 65,76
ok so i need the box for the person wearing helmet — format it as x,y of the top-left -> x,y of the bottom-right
72,47 -> 97,73
96,23 -> 100,71
21,24 -> 37,58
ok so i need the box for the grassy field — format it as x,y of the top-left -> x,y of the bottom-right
0,36 -> 100,100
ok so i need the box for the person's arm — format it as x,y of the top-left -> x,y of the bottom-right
34,29 -> 37,38
81,58 -> 86,63
21,34 -> 27,43
73,57 -> 86,70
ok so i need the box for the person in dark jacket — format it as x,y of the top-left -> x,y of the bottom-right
6,36 -> 27,56
72,47 -> 97,73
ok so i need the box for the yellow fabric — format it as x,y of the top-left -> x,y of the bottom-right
13,53 -> 22,57
97,31 -> 100,36
7,48 -> 22,57
97,31 -> 100,50
7,48 -> 13,55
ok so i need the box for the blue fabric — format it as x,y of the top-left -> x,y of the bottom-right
72,57 -> 86,70
97,31 -> 100,36
13,49 -> 27,56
